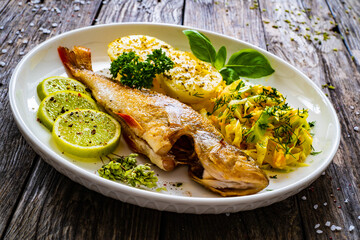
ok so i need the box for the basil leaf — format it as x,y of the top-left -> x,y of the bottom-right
220,68 -> 240,85
183,30 -> 216,64
214,46 -> 226,70
196,31 -> 212,42
226,49 -> 275,78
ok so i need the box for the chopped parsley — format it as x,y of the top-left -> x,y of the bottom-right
110,49 -> 174,89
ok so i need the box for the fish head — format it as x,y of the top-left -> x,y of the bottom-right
189,132 -> 269,196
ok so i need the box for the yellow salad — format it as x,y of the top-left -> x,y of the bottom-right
205,80 -> 313,170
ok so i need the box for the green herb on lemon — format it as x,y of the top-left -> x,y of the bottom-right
110,48 -> 174,89
183,30 -> 275,84
98,153 -> 158,188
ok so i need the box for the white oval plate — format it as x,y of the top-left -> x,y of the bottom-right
9,23 -> 340,214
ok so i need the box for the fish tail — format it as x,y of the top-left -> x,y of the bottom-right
58,46 -> 93,75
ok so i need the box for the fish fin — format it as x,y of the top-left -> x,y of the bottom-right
58,46 -> 93,73
116,113 -> 143,131
188,169 -> 263,197
122,129 -> 176,171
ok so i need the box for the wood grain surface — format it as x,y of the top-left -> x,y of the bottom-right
0,0 -> 359,239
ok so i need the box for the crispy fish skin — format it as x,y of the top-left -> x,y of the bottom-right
58,46 -> 269,196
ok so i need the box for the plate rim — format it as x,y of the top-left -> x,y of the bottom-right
8,22 -> 341,210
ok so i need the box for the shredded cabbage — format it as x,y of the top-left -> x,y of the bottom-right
207,80 -> 313,171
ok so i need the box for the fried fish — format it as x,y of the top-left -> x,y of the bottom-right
58,46 -> 269,196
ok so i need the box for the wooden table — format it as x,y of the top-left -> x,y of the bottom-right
1,0 -> 359,239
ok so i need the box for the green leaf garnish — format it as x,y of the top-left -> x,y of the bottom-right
214,46 -> 227,70
220,68 -> 240,85
183,30 -> 217,64
110,49 -> 174,89
225,49 -> 275,78
183,29 -> 275,83
147,49 -> 175,74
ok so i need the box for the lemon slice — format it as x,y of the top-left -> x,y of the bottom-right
53,109 -> 121,158
37,76 -> 91,100
37,90 -> 98,130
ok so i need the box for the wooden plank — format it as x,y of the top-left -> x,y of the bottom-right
158,1 -> 305,239
0,0 -> 101,238
183,0 -> 267,49
160,198 -> 304,240
260,0 -> 360,238
0,0 -> 40,227
0,0 -> 46,236
155,0 -> 360,239
96,0 -> 184,24
3,160 -> 161,239
2,0 -> 185,239
326,0 -> 360,62
0,0 -> 10,13
1,0 -> 358,239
